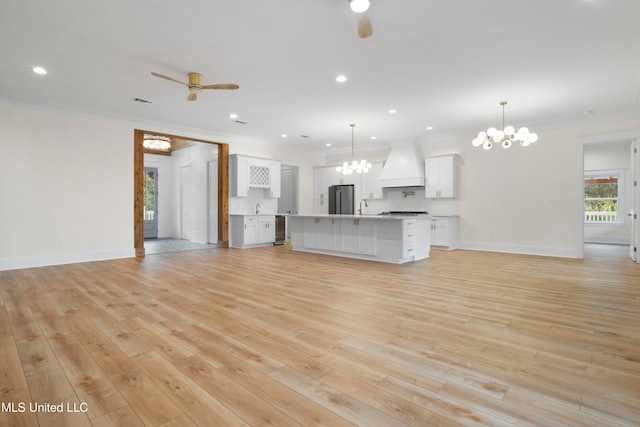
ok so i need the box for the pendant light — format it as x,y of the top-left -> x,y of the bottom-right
336,124 -> 372,175
472,101 -> 539,150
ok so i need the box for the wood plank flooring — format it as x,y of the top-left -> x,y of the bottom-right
0,244 -> 638,426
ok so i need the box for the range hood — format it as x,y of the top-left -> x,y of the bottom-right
378,142 -> 425,187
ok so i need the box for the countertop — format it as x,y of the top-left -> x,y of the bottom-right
290,213 -> 431,220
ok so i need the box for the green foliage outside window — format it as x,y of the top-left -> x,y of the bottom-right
144,171 -> 155,212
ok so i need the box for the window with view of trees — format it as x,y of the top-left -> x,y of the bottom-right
584,170 -> 624,224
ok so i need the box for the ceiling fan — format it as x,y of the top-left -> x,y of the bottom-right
150,72 -> 239,101
349,0 -> 373,38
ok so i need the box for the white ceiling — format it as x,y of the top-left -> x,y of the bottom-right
1,0 -> 639,153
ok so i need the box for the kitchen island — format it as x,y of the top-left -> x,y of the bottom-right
289,214 -> 430,264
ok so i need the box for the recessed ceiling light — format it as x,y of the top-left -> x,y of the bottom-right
229,113 -> 238,119
349,0 -> 370,13
370,136 -> 377,140
281,134 -> 288,138
336,75 -> 348,83
426,126 -> 433,130
388,109 -> 397,114
33,66 -> 47,75
326,143 -> 332,147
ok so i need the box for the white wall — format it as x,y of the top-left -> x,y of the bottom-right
419,120 -> 640,257
1,101 -> 638,270
0,105 -> 134,269
0,102 -> 315,270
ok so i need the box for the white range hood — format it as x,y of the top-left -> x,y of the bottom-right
378,142 -> 425,188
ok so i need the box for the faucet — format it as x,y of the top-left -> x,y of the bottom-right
358,199 -> 368,215
255,203 -> 260,215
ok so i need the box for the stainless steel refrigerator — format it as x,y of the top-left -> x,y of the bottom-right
328,184 -> 354,214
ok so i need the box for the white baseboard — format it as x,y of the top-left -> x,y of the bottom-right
584,235 -> 630,245
0,249 -> 136,271
459,241 -> 580,258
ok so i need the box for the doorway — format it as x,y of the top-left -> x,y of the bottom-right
134,129 -> 229,257
579,133 -> 639,262
143,167 -> 158,239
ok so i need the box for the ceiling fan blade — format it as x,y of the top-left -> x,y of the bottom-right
187,92 -> 197,101
151,72 -> 189,86
357,12 -> 373,38
202,83 -> 240,90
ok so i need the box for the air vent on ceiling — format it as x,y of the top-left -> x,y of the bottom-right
234,120 -> 248,125
132,97 -> 153,104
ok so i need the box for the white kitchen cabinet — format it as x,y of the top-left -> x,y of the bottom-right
230,154 -> 281,198
291,215 -> 429,263
269,160 -> 281,198
425,155 -> 459,198
360,162 -> 384,200
230,155 -> 250,197
313,167 -> 334,214
230,215 -> 275,248
429,216 -> 458,250
304,216 -> 338,250
337,218 -> 376,255
257,215 -> 276,242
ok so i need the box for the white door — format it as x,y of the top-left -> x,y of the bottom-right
143,167 -> 158,238
631,140 -> 638,262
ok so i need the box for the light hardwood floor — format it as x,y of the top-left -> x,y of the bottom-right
1,245 -> 638,426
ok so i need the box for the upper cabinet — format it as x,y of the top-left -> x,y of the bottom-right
230,154 -> 281,198
360,162 -> 384,200
425,155 -> 459,198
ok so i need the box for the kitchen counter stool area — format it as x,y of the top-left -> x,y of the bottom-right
289,214 -> 430,264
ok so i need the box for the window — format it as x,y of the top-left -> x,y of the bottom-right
584,169 -> 624,224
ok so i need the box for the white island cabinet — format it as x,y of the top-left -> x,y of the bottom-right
290,214 -> 430,264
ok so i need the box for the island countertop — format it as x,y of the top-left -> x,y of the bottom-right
289,214 -> 430,264
289,213 -> 431,220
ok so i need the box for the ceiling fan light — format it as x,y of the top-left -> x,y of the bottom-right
350,0 -> 370,13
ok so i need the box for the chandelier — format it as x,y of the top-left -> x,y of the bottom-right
143,134 -> 171,151
472,101 -> 538,150
337,124 -> 372,175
